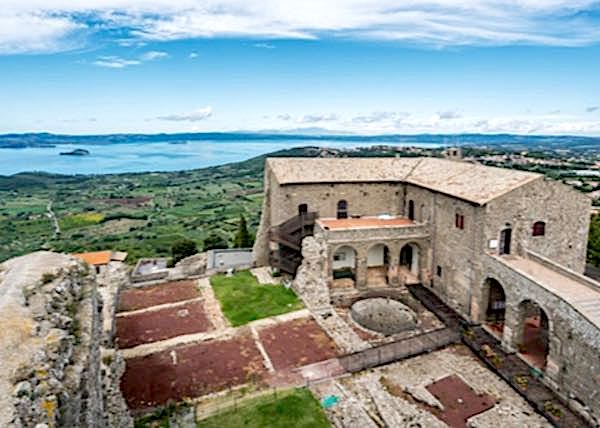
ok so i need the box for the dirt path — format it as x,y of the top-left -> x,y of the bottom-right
46,200 -> 60,237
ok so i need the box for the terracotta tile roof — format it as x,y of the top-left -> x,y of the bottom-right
72,250 -> 112,266
266,157 -> 542,205
318,216 -> 414,230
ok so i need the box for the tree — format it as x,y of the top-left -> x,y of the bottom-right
203,233 -> 229,251
171,238 -> 198,265
233,214 -> 254,248
587,214 -> 600,267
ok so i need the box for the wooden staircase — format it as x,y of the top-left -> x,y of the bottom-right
270,212 -> 317,275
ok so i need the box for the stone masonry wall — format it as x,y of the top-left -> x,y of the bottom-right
484,177 -> 590,273
484,254 -> 600,424
0,252 -> 132,428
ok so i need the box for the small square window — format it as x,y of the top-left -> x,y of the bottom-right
333,253 -> 346,262
437,265 -> 442,277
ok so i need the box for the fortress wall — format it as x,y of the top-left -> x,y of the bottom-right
484,178 -> 590,273
0,252 -> 132,428
268,181 -> 402,226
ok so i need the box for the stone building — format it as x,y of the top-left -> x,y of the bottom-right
253,156 -> 600,422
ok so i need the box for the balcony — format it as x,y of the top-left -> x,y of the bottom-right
316,215 -> 429,243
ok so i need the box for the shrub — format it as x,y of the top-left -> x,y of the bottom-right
171,238 -> 198,265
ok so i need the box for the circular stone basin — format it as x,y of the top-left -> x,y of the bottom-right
350,298 -> 417,336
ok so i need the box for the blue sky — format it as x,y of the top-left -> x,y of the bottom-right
1,1 -> 600,135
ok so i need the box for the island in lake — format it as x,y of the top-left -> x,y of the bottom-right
59,148 -> 90,156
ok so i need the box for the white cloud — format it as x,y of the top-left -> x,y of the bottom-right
586,106 -> 599,113
140,50 -> 168,60
297,113 -> 338,123
2,1 -> 600,53
269,110 -> 600,135
189,52 -> 199,58
156,106 -> 213,122
253,42 -> 275,49
0,12 -> 83,54
437,110 -> 462,120
92,50 -> 168,68
93,56 -> 141,68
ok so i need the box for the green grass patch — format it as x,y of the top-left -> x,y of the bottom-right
210,270 -> 303,326
197,388 -> 330,428
60,212 -> 105,230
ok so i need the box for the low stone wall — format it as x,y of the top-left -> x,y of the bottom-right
526,250 -> 600,292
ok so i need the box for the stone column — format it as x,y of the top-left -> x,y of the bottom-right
388,253 -> 400,286
356,257 -> 368,289
502,302 -> 523,353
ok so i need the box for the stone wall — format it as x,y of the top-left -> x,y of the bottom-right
483,254 -> 600,424
269,181 -> 402,226
0,252 -> 132,428
484,178 -> 590,273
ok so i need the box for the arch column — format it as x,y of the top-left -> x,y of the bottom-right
355,247 -> 368,289
388,252 -> 400,286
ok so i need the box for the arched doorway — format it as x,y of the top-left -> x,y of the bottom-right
517,300 -> 550,369
484,278 -> 506,336
367,243 -> 390,287
400,243 -> 420,283
331,245 -> 357,289
337,200 -> 348,219
408,200 -> 415,221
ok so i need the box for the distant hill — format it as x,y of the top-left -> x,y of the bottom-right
0,131 -> 599,150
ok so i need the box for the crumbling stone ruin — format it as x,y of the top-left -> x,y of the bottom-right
0,251 -> 132,428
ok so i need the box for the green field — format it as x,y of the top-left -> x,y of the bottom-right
0,154 -> 268,263
197,388 -> 330,428
210,270 -> 303,326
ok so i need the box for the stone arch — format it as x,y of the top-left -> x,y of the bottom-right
367,243 -> 390,287
400,242 -> 420,275
331,245 -> 357,288
483,278 -> 506,336
517,299 -> 551,369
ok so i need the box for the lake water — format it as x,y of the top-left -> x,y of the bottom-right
0,139 -> 440,176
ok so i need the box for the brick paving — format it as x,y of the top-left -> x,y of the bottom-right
118,280 -> 199,312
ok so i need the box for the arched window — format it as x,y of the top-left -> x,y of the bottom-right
532,221 -> 545,236
408,200 -> 415,220
337,200 -> 348,219
298,203 -> 308,216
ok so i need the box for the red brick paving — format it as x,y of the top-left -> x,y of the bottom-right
118,280 -> 199,312
425,374 -> 496,428
116,300 -> 213,348
259,318 -> 339,370
121,333 -> 266,410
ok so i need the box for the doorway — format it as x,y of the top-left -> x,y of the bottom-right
499,228 -> 512,255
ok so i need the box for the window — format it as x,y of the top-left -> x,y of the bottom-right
298,203 -> 308,215
532,221 -> 546,236
437,265 -> 442,277
337,200 -> 348,219
455,213 -> 465,229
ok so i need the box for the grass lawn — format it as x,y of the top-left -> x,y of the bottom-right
197,388 -> 330,428
210,270 -> 303,326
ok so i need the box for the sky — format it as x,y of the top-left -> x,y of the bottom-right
1,1 -> 600,135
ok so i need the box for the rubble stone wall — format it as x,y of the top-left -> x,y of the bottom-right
0,252 -> 132,428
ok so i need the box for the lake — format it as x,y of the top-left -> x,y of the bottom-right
0,139 -> 440,176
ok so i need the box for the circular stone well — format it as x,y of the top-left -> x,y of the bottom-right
350,298 -> 417,335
